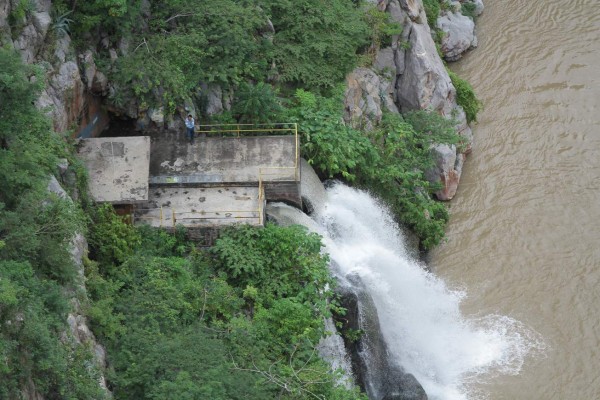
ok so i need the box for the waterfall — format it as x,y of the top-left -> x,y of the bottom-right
267,182 -> 544,400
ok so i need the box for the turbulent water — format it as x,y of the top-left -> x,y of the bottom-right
273,183 -> 542,400
430,0 -> 600,398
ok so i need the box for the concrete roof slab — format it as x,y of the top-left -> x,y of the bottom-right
77,136 -> 150,203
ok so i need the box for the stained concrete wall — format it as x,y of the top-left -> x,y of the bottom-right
149,133 -> 298,184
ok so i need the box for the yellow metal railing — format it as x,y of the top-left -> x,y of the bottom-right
195,122 -> 300,174
195,122 -> 296,138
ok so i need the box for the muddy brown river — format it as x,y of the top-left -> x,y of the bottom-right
430,0 -> 600,398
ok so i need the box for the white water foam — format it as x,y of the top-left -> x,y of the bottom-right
312,183 -> 546,400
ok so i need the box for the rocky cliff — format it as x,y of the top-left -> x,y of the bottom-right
1,1 -> 110,398
344,0 -> 483,200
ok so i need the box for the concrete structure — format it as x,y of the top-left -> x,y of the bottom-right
77,136 -> 150,204
135,186 -> 263,228
77,127 -> 300,236
149,133 -> 298,184
148,132 -> 301,208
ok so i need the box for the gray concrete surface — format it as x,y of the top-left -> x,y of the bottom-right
149,133 -> 298,184
135,186 -> 263,228
77,136 -> 150,203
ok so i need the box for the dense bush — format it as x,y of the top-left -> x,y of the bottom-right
231,82 -> 284,123
258,0 -> 369,89
84,219 -> 366,399
448,69 -> 482,123
72,0 -> 369,112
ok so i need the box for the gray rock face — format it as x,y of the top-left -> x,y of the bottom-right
80,50 -> 97,90
437,11 -> 477,61
341,0 -> 476,200
335,276 -> 428,400
344,68 -> 386,130
396,22 -> 455,115
201,83 -> 225,115
342,0 -> 475,200
47,61 -> 85,132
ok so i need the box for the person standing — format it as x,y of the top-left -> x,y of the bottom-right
185,114 -> 195,144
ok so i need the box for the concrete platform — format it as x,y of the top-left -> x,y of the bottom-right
149,133 -> 298,185
135,186 -> 263,228
77,136 -> 150,204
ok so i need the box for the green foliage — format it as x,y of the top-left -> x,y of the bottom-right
287,87 -> 460,248
447,69 -> 482,123
422,0 -> 441,28
259,0 -> 369,89
79,0 -> 272,111
0,261 -> 107,400
136,224 -> 190,257
0,191 -> 85,282
87,203 -> 141,271
51,9 -> 73,38
363,5 -> 403,59
112,325 -> 268,400
212,223 -> 332,307
460,2 -> 478,19
358,112 -> 460,249
287,88 -> 378,180
7,0 -> 34,36
71,0 -> 369,111
84,223 -> 363,399
231,82 -> 283,123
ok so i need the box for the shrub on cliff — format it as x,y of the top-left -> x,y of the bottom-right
0,46 -> 105,399
448,69 -> 482,123
423,0 -> 441,28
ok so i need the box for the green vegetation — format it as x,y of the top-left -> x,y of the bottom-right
287,89 -> 461,249
448,69 -> 482,123
460,3 -> 478,20
0,46 -> 106,399
85,214 -> 366,399
68,0 -> 369,111
422,0 -> 441,29
231,82 -> 284,123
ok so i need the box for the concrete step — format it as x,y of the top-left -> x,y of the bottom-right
134,186 -> 264,228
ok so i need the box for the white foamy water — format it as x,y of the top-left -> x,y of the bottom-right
313,184 -> 545,400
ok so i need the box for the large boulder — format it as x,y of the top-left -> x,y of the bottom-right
335,276 -> 428,400
426,143 -> 465,200
385,0 -> 472,200
437,11 -> 477,61
344,67 -> 398,130
200,83 -> 232,116
395,22 -> 455,115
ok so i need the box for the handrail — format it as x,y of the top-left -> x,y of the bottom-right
194,122 -> 297,137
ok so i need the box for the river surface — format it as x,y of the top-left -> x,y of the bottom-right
430,0 -> 600,398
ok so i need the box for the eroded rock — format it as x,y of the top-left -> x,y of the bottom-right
437,11 -> 477,61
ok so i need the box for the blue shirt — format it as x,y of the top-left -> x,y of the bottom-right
185,117 -> 195,129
